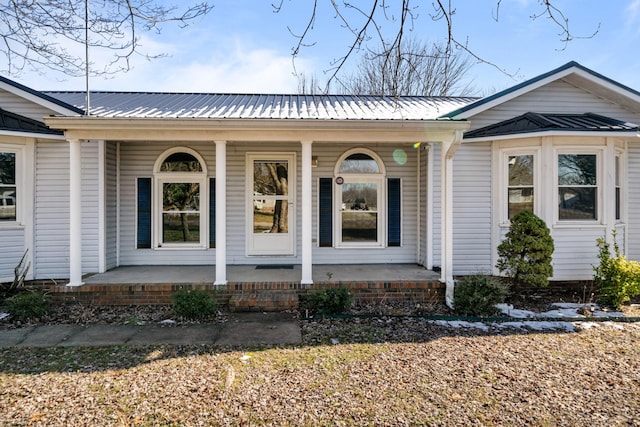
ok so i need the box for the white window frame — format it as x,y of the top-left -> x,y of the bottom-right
333,148 -> 386,248
152,147 -> 208,249
499,148 -> 540,225
0,144 -> 23,227
555,148 -> 602,224
615,149 -> 625,223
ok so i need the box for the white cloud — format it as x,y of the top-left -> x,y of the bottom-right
12,35 -> 313,94
626,0 -> 640,30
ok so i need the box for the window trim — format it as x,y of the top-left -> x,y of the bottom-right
499,148 -> 539,226
152,147 -> 208,249
555,149 -> 602,224
0,144 -> 23,227
333,148 -> 386,248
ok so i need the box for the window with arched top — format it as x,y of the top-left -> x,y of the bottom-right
153,147 -> 207,249
334,149 -> 386,247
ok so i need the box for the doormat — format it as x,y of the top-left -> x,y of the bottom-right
255,264 -> 294,270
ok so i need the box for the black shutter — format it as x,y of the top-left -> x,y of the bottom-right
209,178 -> 216,248
318,178 -> 333,247
137,178 -> 152,249
387,178 -> 401,247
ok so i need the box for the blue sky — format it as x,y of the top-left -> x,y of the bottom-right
14,0 -> 640,95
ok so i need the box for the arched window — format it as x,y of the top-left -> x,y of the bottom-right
153,147 -> 207,248
334,149 -> 386,247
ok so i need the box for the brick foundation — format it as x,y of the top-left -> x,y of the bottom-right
46,280 -> 446,311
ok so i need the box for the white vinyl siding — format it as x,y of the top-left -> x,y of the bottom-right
106,142 -> 118,269
81,141 -> 99,272
452,142 -> 493,275
627,143 -> 640,260
34,141 -> 70,278
119,141 -> 215,265
468,80 -> 640,131
0,89 -> 60,122
0,228 -> 24,282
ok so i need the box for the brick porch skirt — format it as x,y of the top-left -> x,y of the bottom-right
47,281 -> 446,311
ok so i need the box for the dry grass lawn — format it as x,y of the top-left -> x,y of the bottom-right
1,319 -> 639,426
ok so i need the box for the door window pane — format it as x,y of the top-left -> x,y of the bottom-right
163,213 -> 200,242
339,153 -> 380,173
160,152 -> 202,172
253,161 -> 289,233
341,183 -> 378,242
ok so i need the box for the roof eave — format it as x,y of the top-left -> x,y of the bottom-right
463,129 -> 640,142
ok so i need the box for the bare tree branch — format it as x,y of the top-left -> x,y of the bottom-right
0,0 -> 213,77
278,0 -> 600,90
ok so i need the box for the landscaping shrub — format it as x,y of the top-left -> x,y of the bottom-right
453,274 -> 510,316
172,289 -> 218,320
593,232 -> 640,309
301,285 -> 351,315
496,210 -> 554,287
5,292 -> 50,321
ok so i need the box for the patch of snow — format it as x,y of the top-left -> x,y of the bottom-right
495,321 -> 577,332
430,320 -> 490,331
160,319 -> 176,324
495,304 -> 536,319
0,312 -> 9,321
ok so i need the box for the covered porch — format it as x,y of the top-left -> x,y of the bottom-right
49,264 -> 444,310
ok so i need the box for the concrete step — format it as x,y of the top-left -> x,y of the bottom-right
229,292 -> 299,312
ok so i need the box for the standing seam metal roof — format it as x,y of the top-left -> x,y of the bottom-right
43,92 -> 477,120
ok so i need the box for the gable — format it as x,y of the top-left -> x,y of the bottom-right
466,80 -> 640,132
0,76 -> 83,121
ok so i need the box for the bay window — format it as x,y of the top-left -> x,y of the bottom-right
558,154 -> 597,220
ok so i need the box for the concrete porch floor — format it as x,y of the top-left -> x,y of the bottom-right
83,264 -> 440,285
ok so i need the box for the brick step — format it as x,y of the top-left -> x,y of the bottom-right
229,292 -> 299,312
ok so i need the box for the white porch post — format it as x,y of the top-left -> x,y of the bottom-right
441,131 -> 463,307
301,140 -> 313,284
68,138 -> 83,286
97,140 -> 106,273
215,140 -> 227,285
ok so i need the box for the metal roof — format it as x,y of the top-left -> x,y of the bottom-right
44,92 -> 477,120
464,112 -> 640,139
0,107 -> 62,135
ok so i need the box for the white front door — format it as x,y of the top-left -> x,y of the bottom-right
247,153 -> 296,256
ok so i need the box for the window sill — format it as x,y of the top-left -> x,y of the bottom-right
0,222 -> 24,230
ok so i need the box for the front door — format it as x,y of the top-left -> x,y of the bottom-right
247,153 -> 296,255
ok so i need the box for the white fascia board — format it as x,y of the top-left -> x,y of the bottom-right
463,130 -> 640,143
0,130 -> 66,140
45,117 -> 470,142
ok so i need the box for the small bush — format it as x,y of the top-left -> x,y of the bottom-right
496,210 -> 554,287
593,232 -> 640,309
453,274 -> 510,316
301,285 -> 351,315
172,289 -> 218,320
5,292 -> 50,321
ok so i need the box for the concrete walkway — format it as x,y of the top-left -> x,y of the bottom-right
0,313 -> 301,348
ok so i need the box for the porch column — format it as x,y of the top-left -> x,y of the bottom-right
69,138 -> 83,286
440,131 -> 463,307
301,140 -> 313,284
214,140 -> 227,285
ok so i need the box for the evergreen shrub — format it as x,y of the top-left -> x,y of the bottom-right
453,274 -> 510,316
172,289 -> 218,320
496,210 -> 554,287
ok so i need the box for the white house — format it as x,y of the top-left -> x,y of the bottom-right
1,62 -> 639,305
